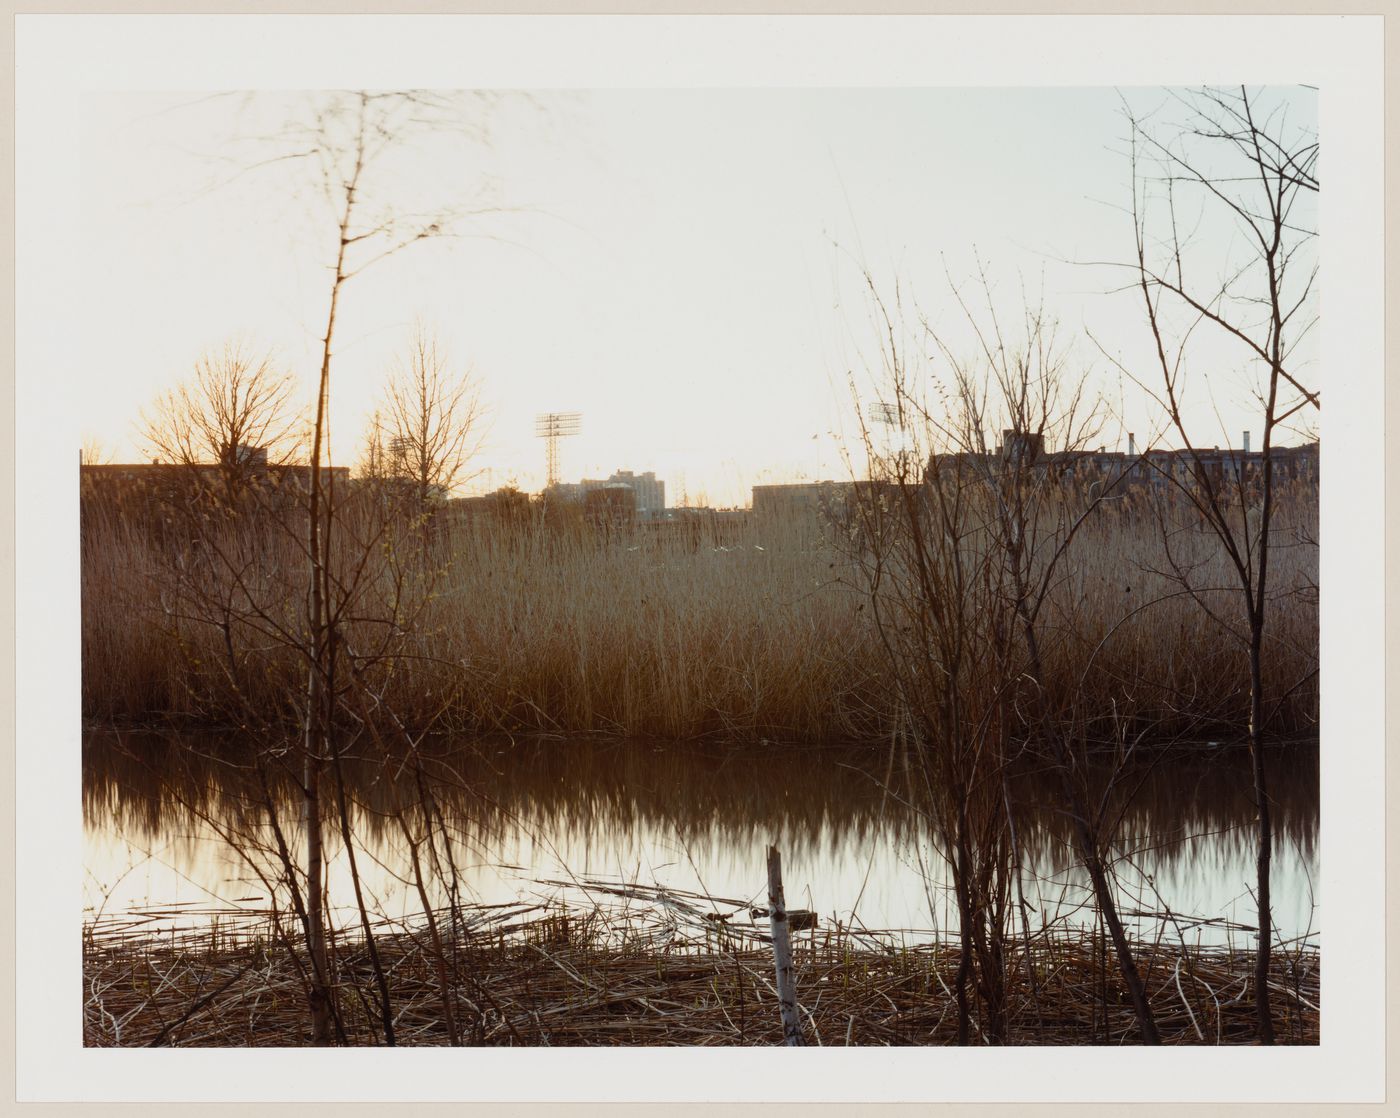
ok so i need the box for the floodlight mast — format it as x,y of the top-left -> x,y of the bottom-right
387,435 -> 411,476
535,411 -> 581,488
865,401 -> 902,478
867,401 -> 900,431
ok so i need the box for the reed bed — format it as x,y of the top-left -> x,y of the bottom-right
81,484 -> 1318,745
83,886 -> 1319,1047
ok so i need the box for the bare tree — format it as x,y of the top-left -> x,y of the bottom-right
843,280 -> 1017,1044
1119,85 -> 1319,1045
151,89 -> 511,1045
375,325 -> 484,512
139,341 -> 300,504
846,271 -> 1160,1043
293,90 -> 501,1044
356,407 -> 392,483
80,435 -> 113,466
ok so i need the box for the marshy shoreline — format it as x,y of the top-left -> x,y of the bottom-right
81,486 -> 1321,1048
84,896 -> 1320,1048
85,727 -> 1322,1049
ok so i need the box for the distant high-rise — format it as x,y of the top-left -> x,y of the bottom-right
579,469 -> 665,518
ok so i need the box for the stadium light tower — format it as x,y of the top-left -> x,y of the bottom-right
535,411 -> 581,488
867,399 -> 900,450
866,400 -> 904,479
867,401 -> 899,430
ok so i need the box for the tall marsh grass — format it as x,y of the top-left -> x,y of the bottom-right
80,486 -> 1318,744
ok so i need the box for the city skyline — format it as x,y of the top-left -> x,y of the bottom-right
75,84 -> 1318,507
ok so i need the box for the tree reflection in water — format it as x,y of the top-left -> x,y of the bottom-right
83,730 -> 1318,945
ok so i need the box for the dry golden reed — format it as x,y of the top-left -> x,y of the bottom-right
81,488 -> 1318,744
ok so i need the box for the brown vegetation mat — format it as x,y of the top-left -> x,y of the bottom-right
84,898 -> 1318,1047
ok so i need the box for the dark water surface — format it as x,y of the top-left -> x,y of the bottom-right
83,731 -> 1319,946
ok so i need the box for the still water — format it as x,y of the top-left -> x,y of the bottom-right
83,731 -> 1319,947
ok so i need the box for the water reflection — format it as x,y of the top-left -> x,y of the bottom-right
83,730 -> 1318,945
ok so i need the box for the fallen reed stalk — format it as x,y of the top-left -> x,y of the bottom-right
83,890 -> 1319,1048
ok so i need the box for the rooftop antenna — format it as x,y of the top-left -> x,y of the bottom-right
535,411 -> 581,488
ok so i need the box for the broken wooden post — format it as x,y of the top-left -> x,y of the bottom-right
767,844 -> 805,1046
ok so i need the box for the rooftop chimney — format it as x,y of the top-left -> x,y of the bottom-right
1128,433 -> 1137,457
1243,430 -> 1251,454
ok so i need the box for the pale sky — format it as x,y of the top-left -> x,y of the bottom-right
80,86 -> 1315,506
